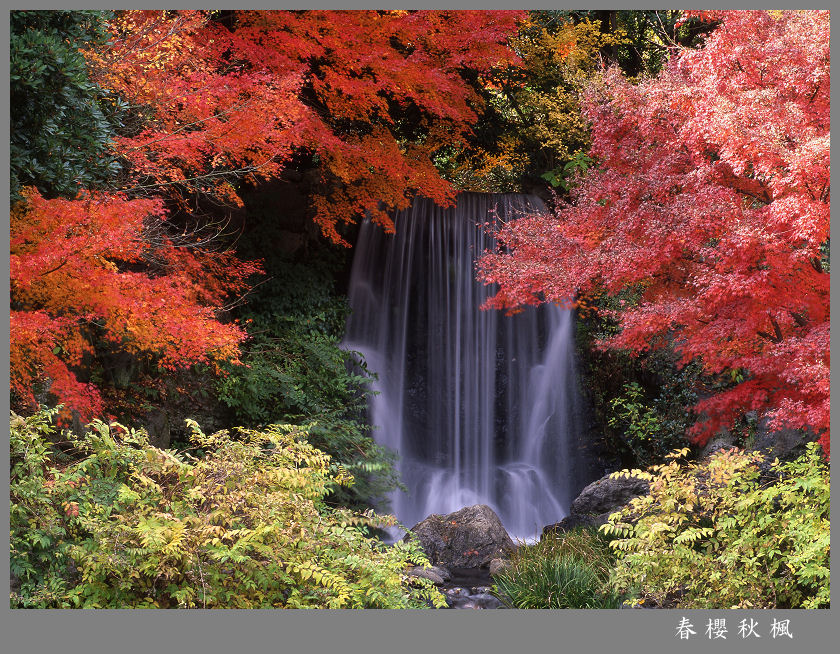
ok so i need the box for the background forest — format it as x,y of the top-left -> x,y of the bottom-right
10,9 -> 829,610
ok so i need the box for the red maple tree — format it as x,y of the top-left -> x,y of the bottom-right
10,188 -> 261,422
12,10 -> 524,420
479,10 -> 830,454
87,10 -> 524,243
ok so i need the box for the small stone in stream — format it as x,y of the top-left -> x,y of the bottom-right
445,587 -> 470,597
471,586 -> 491,594
406,566 -> 444,585
446,595 -> 473,609
428,565 -> 452,581
471,593 -> 502,609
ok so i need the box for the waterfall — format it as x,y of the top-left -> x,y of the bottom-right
344,193 -> 586,541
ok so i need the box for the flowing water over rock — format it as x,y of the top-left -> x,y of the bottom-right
344,193 -> 589,541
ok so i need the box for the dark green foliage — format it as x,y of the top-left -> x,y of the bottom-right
491,528 -> 626,609
217,243 -> 399,511
575,292 -> 703,468
604,355 -> 704,467
441,13 -> 610,194
10,10 -> 124,199
9,407 -> 75,607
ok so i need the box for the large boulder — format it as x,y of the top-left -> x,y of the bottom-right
404,504 -> 516,569
543,473 -> 649,538
144,408 -> 171,449
571,473 -> 650,516
700,427 -> 737,460
751,421 -> 815,460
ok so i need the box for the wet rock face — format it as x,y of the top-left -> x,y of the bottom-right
570,474 -> 650,516
542,514 -> 599,536
404,504 -> 516,569
751,422 -> 816,460
542,473 -> 650,537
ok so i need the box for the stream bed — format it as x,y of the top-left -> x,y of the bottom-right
439,568 -> 504,609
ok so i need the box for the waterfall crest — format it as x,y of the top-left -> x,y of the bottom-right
344,193 -> 585,540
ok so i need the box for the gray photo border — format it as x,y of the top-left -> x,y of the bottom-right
2,2 -> 834,653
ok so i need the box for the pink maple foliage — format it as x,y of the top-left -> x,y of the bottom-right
479,10 -> 830,455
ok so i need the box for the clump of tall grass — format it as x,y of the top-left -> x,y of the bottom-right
491,527 -> 625,609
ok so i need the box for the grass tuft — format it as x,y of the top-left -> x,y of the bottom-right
491,527 -> 625,609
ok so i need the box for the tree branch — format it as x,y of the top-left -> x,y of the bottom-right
757,314 -> 784,343
790,311 -> 808,328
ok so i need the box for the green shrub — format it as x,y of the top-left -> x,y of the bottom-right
608,381 -> 662,458
217,251 -> 400,511
491,528 -> 625,609
9,407 -> 77,607
575,290 -> 703,469
602,444 -> 830,608
10,11 -> 123,200
10,408 -> 446,609
217,310 -> 399,509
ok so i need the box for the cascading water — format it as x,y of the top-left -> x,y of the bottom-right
344,193 -> 588,540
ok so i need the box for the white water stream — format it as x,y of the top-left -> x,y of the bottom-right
344,193 -> 586,540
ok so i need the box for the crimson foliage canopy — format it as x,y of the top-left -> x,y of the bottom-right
479,11 -> 830,454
